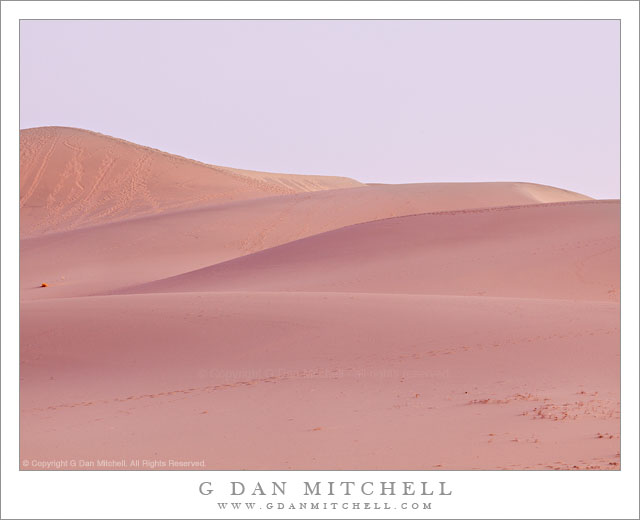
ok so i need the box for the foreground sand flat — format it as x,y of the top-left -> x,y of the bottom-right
21,293 -> 619,470
19,127 -> 620,470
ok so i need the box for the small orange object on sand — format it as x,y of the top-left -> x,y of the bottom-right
40,283 -> 48,287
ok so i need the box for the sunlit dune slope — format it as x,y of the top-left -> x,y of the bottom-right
20,126 -> 362,236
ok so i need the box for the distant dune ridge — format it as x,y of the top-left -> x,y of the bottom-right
20,127 -> 362,236
20,127 -> 620,470
20,127 -> 591,239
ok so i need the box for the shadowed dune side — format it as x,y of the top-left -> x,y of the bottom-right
21,181 -> 594,300
20,126 -> 363,237
20,292 -> 620,470
118,200 -> 620,301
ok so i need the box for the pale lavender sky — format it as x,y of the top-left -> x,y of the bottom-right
20,20 -> 619,198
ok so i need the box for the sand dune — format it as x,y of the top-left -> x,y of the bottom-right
20,292 -> 619,470
21,181 -> 593,300
119,200 -> 620,302
20,127 -> 362,236
19,128 -> 619,470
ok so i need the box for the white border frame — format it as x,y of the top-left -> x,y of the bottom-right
2,2 -> 638,519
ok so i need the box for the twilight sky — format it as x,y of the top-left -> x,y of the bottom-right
20,20 -> 620,198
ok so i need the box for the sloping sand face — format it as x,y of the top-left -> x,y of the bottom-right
118,200 -> 619,302
19,128 -> 620,470
20,127 -> 363,237
20,181 -> 594,300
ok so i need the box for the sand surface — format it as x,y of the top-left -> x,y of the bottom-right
20,127 -> 620,470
